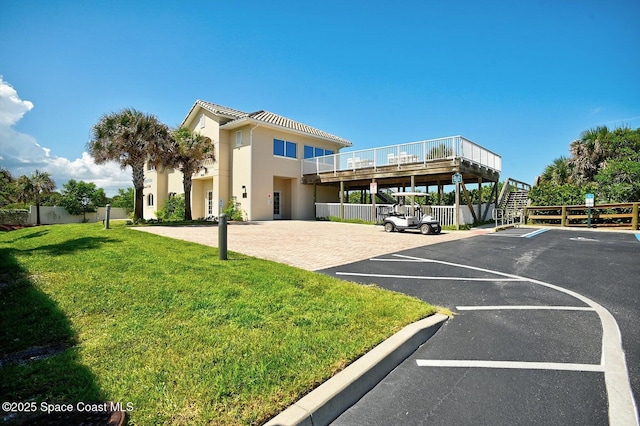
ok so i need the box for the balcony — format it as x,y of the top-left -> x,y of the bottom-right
301,135 -> 501,176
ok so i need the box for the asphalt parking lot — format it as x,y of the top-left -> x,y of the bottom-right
322,228 -> 639,425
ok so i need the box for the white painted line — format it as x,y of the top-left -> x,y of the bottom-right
523,228 -> 550,238
335,271 -> 523,282
456,305 -> 595,312
393,253 -> 638,426
370,258 -> 432,262
416,359 -> 605,372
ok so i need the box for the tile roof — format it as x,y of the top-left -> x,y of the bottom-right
247,110 -> 352,146
186,100 -> 352,147
194,100 -> 248,120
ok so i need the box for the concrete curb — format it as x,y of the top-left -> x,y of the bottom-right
264,313 -> 448,426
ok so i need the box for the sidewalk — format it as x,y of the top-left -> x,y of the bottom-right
133,220 -> 482,271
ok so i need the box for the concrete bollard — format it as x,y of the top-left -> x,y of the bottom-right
105,204 -> 111,229
218,214 -> 227,260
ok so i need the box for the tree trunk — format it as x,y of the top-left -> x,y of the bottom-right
132,165 -> 145,220
183,177 -> 193,221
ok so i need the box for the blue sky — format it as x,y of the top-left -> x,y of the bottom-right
1,0 -> 639,196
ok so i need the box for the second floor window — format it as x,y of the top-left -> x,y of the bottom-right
304,145 -> 334,159
273,139 -> 297,159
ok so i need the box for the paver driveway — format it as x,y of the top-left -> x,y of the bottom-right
133,220 -> 482,270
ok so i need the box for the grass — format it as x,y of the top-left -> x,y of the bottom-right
326,216 -> 375,225
0,223 -> 435,425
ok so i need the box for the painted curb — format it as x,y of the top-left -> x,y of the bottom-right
264,313 -> 448,426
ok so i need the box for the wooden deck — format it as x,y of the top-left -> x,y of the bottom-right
301,135 -> 501,190
302,158 -> 500,190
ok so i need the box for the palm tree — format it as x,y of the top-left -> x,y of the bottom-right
162,127 -> 215,221
15,170 -> 56,225
0,167 -> 15,207
568,126 -> 609,183
87,108 -> 172,220
539,156 -> 573,185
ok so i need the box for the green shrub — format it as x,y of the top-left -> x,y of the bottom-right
0,209 -> 29,225
156,194 -> 185,221
223,200 -> 245,221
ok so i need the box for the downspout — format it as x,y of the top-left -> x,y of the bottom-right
249,123 -> 259,221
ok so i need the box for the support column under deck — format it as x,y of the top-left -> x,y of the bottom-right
340,180 -> 344,219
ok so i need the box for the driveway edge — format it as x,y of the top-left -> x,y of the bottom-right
264,313 -> 448,426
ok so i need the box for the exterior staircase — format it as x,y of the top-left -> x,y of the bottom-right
494,178 -> 531,226
376,190 -> 396,204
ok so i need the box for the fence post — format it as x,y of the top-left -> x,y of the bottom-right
561,206 -> 567,227
632,203 -> 639,230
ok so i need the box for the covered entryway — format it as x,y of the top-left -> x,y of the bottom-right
273,177 -> 293,220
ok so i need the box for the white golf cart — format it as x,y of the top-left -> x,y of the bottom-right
381,192 -> 441,235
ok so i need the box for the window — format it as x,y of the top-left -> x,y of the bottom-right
274,139 -> 297,159
199,113 -> 205,129
286,141 -> 296,158
304,145 -> 335,159
304,145 -> 314,159
147,193 -> 154,207
236,130 -> 242,147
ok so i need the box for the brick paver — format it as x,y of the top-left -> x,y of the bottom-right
134,221 -> 485,271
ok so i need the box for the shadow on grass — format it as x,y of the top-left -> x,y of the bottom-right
25,236 -> 119,256
0,248 -> 106,422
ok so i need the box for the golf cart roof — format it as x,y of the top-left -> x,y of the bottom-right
390,192 -> 426,197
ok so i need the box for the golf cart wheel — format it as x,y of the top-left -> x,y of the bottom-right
420,223 -> 433,235
384,222 -> 395,232
434,225 -> 442,234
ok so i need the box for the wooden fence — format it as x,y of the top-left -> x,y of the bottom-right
525,203 -> 639,230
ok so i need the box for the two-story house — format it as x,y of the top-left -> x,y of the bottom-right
144,100 -> 352,220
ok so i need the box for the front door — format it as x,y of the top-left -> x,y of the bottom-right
273,191 -> 282,219
206,191 -> 213,218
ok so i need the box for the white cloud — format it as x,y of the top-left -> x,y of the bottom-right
0,76 -> 33,126
0,76 -> 131,196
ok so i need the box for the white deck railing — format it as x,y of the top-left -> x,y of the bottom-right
302,136 -> 501,176
316,203 -> 458,226
315,203 -> 494,227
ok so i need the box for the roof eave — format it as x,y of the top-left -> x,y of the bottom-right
221,118 -> 352,147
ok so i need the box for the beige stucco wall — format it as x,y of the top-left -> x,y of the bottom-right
247,126 -> 344,220
230,126 -> 252,218
143,168 -> 169,219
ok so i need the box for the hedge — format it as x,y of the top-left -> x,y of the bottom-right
0,209 -> 29,225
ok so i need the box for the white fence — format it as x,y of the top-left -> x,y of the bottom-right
316,203 -> 494,227
303,135 -> 502,176
28,206 -> 129,225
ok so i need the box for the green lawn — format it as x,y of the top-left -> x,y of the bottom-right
0,223 -> 435,425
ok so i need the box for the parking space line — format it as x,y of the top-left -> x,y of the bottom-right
416,359 -> 604,372
522,228 -> 550,238
378,253 -> 638,425
456,305 -> 595,311
335,272 -> 523,282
